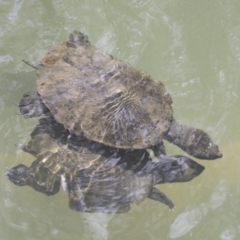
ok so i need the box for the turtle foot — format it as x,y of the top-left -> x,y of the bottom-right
19,91 -> 49,118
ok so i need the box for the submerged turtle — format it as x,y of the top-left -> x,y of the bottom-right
19,31 -> 222,160
7,117 -> 204,213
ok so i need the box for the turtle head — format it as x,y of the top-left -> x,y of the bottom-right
7,164 -> 30,186
173,155 -> 205,182
153,155 -> 205,184
184,129 -> 222,160
165,120 -> 222,160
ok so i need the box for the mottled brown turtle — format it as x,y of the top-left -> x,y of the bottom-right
7,117 -> 204,213
19,31 -> 222,160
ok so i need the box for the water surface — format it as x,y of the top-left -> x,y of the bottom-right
1,0 -> 240,239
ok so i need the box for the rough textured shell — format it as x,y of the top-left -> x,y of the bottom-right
37,32 -> 173,149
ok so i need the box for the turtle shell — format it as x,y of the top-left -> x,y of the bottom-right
37,31 -> 173,149
22,117 -> 159,213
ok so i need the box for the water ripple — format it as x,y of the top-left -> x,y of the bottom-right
169,179 -> 229,239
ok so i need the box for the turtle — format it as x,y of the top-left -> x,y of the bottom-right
19,30 -> 222,160
7,116 -> 204,213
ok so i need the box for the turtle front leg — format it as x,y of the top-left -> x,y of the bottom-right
15,144 -> 37,157
151,142 -> 166,158
148,187 -> 174,209
164,119 -> 222,160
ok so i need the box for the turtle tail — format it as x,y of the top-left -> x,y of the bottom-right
68,31 -> 90,46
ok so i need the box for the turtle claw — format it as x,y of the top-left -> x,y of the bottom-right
170,206 -> 175,212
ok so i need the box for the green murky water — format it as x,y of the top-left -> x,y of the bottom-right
1,0 -> 239,239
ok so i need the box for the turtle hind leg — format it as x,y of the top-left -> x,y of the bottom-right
148,187 -> 174,209
19,91 -> 49,118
